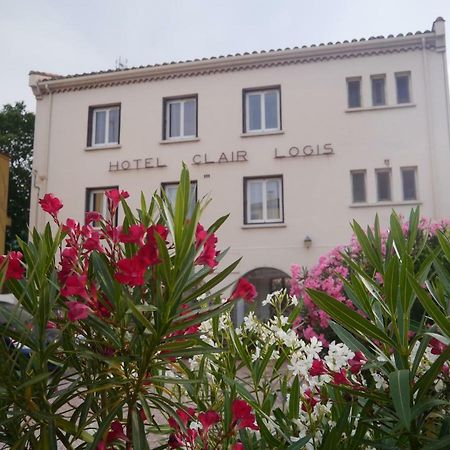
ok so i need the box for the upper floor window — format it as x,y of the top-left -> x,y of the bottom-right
351,170 -> 366,203
244,87 -> 281,133
401,167 -> 417,200
396,72 -> 411,104
85,186 -> 118,226
376,168 -> 391,201
161,181 -> 197,216
163,96 -> 197,140
87,105 -> 120,147
244,176 -> 283,224
371,75 -> 386,106
347,78 -> 361,108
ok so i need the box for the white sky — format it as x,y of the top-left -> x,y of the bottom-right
1,0 -> 450,111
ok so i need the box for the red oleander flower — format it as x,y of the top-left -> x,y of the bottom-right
115,256 -> 146,286
137,242 -> 160,266
85,211 -> 103,225
106,421 -> 129,443
39,193 -> 63,218
198,410 -> 221,432
309,359 -> 328,376
348,351 -> 366,374
302,388 -> 319,411
105,189 -> 129,209
332,369 -> 351,385
233,443 -> 245,450
231,399 -> 258,430
230,278 -> 257,303
0,251 -> 25,280
119,224 -> 146,245
195,224 -> 219,268
67,301 -> 90,322
83,231 -> 104,253
61,273 -> 88,299
195,223 -> 208,248
147,224 -> 169,245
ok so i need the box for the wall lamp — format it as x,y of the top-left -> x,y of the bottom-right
304,235 -> 312,249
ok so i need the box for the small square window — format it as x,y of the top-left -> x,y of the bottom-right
87,105 -> 120,147
351,170 -> 366,203
396,72 -> 411,104
376,169 -> 392,201
244,176 -> 283,224
371,75 -> 386,106
347,78 -> 362,108
86,187 -> 118,226
161,181 -> 197,216
401,167 -> 417,200
163,96 -> 197,140
244,87 -> 281,133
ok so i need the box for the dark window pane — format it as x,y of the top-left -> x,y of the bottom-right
347,80 -> 361,108
108,108 -> 119,143
372,77 -> 386,106
396,75 -> 410,103
377,170 -> 391,201
351,172 -> 366,202
184,99 -> 196,136
169,102 -> 181,137
264,91 -> 279,129
248,94 -> 261,131
402,168 -> 417,200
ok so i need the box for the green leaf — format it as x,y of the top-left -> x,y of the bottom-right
288,376 -> 300,419
388,369 -> 411,431
131,408 -> 150,450
307,289 -> 395,347
286,435 -> 310,449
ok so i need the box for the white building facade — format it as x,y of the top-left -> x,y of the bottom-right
29,18 -> 450,319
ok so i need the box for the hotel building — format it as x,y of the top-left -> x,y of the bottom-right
29,18 -> 450,321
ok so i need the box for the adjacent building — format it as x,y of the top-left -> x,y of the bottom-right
29,18 -> 450,321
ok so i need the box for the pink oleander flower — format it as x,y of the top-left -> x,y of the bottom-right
39,193 -> 63,218
67,301 -> 90,322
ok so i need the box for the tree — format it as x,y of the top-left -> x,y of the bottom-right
0,102 -> 34,250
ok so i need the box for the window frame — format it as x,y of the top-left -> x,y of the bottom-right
371,74 -> 387,106
85,186 -> 119,226
375,168 -> 392,202
243,175 -> 284,225
162,94 -> 198,140
87,104 -> 121,148
242,86 -> 281,134
161,180 -> 198,215
346,77 -> 362,108
401,166 -> 418,201
395,72 -> 412,104
350,170 -> 367,203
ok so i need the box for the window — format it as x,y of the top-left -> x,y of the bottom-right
244,176 -> 283,224
351,170 -> 366,203
371,75 -> 386,106
163,96 -> 197,140
376,169 -> 392,201
401,167 -> 417,200
161,181 -> 197,216
87,105 -> 120,147
347,78 -> 362,108
85,187 -> 118,226
396,72 -> 411,104
244,87 -> 281,133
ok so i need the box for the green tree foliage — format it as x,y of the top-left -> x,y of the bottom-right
0,102 -> 34,250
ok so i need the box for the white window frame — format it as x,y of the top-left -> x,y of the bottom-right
91,106 -> 120,147
244,88 -> 281,133
245,177 -> 283,224
164,97 -> 197,140
86,187 -> 117,225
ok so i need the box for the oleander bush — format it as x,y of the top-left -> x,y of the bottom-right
0,164 -> 449,450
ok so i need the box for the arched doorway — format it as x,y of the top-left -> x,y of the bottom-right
233,267 -> 290,326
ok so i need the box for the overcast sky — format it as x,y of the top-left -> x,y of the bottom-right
1,0 -> 449,111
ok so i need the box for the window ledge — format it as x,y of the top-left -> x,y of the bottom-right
350,200 -> 421,208
85,144 -> 121,151
160,137 -> 200,144
346,103 -> 416,113
241,130 -> 284,138
242,223 -> 286,229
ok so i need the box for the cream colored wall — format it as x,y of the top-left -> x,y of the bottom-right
30,47 -> 450,280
